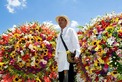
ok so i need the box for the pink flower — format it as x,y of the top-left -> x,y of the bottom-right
103,64 -> 109,72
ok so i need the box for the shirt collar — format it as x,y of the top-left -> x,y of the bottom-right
61,26 -> 68,35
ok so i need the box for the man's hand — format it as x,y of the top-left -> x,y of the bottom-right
74,57 -> 79,63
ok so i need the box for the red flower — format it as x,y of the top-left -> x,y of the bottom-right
20,25 -> 30,33
77,31 -> 83,35
2,35 -> 9,44
22,54 -> 30,61
112,46 -> 118,51
100,39 -> 106,45
95,75 -> 99,82
102,55 -> 109,63
49,72 -> 57,79
118,32 -> 122,38
47,35 -> 53,41
0,50 -> 4,57
96,25 -> 103,33
44,76 -> 51,82
2,73 -> 13,82
48,52 -> 52,59
101,20 -> 110,29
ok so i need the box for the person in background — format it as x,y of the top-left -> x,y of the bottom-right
55,15 -> 81,82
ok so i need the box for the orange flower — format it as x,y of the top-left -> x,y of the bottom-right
13,28 -> 22,34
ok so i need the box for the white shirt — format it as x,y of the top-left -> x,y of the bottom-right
55,26 -> 81,72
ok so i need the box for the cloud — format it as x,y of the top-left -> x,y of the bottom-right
6,0 -> 27,13
70,20 -> 80,31
43,21 -> 60,30
70,20 -> 79,28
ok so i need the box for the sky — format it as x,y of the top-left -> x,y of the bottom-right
0,0 -> 122,34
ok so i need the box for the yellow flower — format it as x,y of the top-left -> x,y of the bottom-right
18,38 -> 26,44
25,59 -> 31,67
105,26 -> 113,31
36,36 -> 42,42
17,60 -> 24,68
13,33 -> 20,38
36,77 -> 42,82
91,40 -> 97,46
35,58 -> 40,67
98,57 -> 104,64
51,65 -> 57,71
95,45 -> 102,51
50,41 -> 56,47
40,54 -> 44,59
0,62 -> 4,70
34,26 -> 40,32
94,60 -> 99,66
27,36 -> 35,43
85,66 -> 89,70
14,43 -> 20,49
117,29 -> 122,33
111,17 -> 119,24
110,71 -> 118,77
41,44 -> 45,48
10,51 -> 16,59
93,29 -> 98,34
52,53 -> 55,56
89,67 -> 95,74
42,49 -> 48,56
97,48 -> 105,57
13,75 -> 22,82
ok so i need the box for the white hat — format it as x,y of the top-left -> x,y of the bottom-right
55,15 -> 70,26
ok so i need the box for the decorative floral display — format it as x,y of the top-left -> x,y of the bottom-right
77,13 -> 122,82
0,22 -> 58,82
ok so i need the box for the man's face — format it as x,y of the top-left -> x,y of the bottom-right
58,17 -> 67,28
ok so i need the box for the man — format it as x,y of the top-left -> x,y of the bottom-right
55,15 -> 81,82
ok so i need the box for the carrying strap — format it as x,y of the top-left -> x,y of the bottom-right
60,32 -> 68,51
60,31 -> 92,81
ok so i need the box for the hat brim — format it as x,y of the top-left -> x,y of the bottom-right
56,15 -> 70,26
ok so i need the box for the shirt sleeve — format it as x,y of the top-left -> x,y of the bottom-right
70,28 -> 81,57
55,36 -> 59,62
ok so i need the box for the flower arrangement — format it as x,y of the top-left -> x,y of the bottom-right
77,12 -> 122,82
0,22 -> 58,82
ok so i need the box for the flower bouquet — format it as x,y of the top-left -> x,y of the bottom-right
77,12 -> 122,82
0,22 -> 58,82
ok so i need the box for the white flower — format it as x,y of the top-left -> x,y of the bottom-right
4,65 -> 8,69
43,40 -> 50,45
20,50 -> 24,56
107,37 -> 115,46
17,56 -> 22,62
40,59 -> 47,65
43,60 -> 47,65
75,73 -> 85,82
118,20 -> 122,24
28,44 -> 33,50
31,57 -> 35,66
